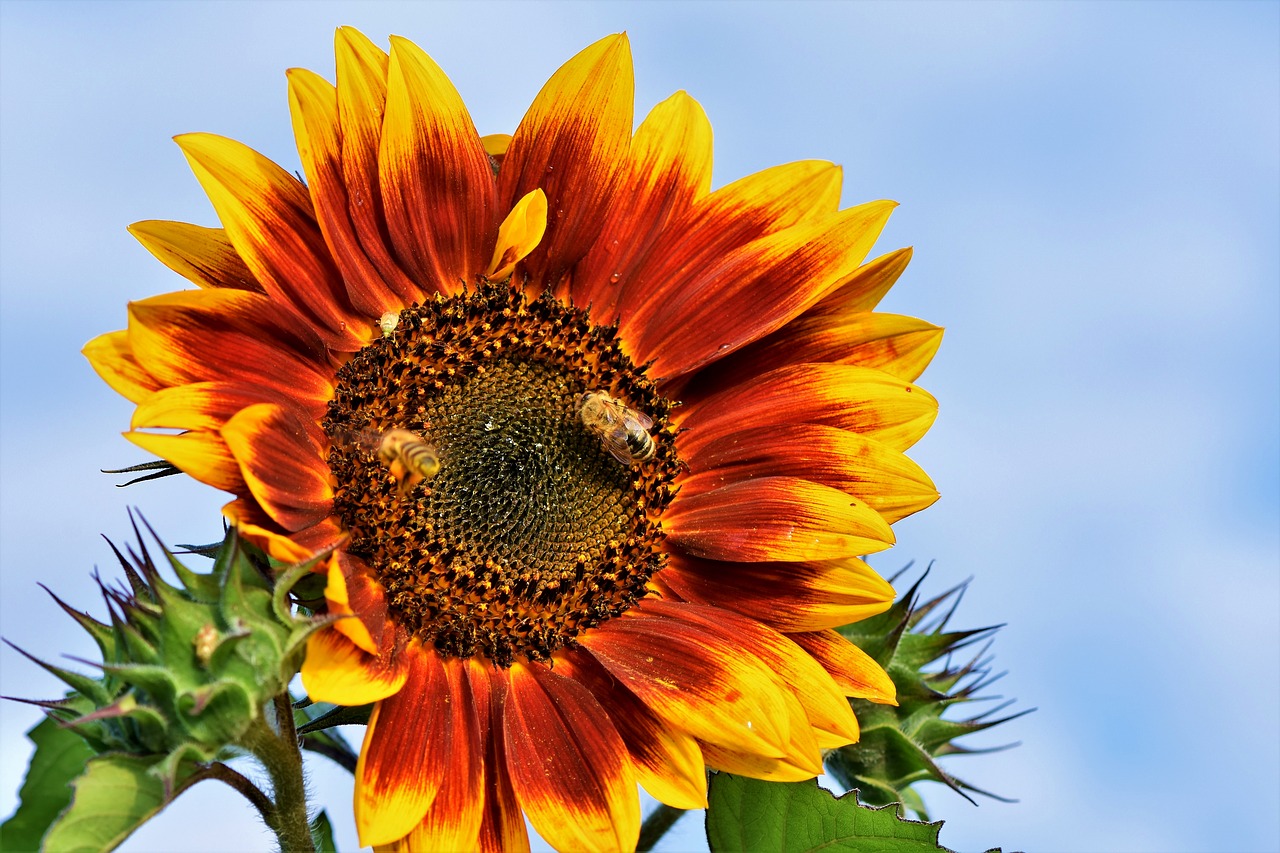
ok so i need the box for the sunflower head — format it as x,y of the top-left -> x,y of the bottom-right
84,27 -> 942,851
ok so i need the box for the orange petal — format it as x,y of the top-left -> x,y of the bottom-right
128,221 -> 262,292
666,476 -> 894,562
790,630 -> 897,704
642,600 -> 861,749
124,429 -> 243,493
630,200 -> 897,378
220,403 -> 332,532
502,661 -> 639,853
83,330 -> 163,404
354,646 -> 451,847
691,310 -> 943,397
321,553 -> 384,654
333,27 -> 423,305
573,90 -> 713,314
231,514 -> 328,564
380,35 -> 496,292
684,423 -> 938,525
616,160 -> 842,337
300,623 -> 410,706
580,607 -> 790,758
497,34 -> 634,291
660,553 -> 895,633
556,648 -> 708,810
287,66 -> 404,318
675,363 -> 937,455
486,189 -> 547,281
130,382 -> 322,447
700,740 -> 822,783
175,133 -> 369,351
812,246 -> 914,315
473,664 -> 530,853
125,289 -> 334,416
376,657 -> 485,852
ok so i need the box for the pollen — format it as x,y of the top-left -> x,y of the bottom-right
323,283 -> 680,666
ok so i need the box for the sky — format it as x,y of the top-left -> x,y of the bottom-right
1,1 -> 1277,852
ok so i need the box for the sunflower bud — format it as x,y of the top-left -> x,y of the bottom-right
18,521 -> 321,780
825,572 -> 1030,819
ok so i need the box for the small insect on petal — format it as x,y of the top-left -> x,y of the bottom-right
379,311 -> 401,338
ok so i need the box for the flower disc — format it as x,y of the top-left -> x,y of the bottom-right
325,284 -> 678,665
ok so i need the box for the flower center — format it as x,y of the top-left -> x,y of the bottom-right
323,283 -> 679,667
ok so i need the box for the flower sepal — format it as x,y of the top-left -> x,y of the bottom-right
3,518 -> 336,851
825,570 -> 1031,819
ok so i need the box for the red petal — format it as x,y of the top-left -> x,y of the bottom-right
175,133 -> 369,351
497,34 -> 634,291
354,646 -> 451,847
572,90 -> 712,315
812,246 -> 914,315
300,621 -> 411,707
615,160 -> 841,340
287,66 -> 404,317
660,552 -> 894,632
688,310 -> 943,398
379,36 -> 497,292
333,27 -> 424,305
790,630 -> 897,704
640,600 -> 861,748
130,381 -> 323,447
124,429 -> 243,493
683,423 -> 938,525
473,665 -> 530,853
665,476 -> 894,562
382,657 -> 485,851
675,363 -> 937,455
580,607 -> 790,757
126,289 -> 334,417
629,200 -> 896,379
556,648 -> 708,809
83,330 -> 163,404
502,661 -> 639,853
220,403 -> 332,532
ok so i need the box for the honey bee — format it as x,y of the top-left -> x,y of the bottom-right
376,428 -> 441,496
577,391 -> 655,465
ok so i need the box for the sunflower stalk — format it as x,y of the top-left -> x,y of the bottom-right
239,697 -> 315,853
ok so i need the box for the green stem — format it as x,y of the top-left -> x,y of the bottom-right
637,803 -> 687,851
241,696 -> 315,852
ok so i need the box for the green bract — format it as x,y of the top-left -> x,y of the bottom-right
827,573 -> 1029,819
15,522 -> 321,786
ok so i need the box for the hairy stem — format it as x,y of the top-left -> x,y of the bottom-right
241,697 -> 315,852
190,763 -> 276,826
637,803 -> 687,851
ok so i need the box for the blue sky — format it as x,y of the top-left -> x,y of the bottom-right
1,2 -> 1276,851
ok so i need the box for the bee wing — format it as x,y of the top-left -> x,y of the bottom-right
621,408 -> 653,432
600,424 -> 637,465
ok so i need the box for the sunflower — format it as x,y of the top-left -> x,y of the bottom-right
84,28 -> 942,852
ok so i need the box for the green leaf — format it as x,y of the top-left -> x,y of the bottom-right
310,810 -> 337,853
705,774 -> 951,853
0,716 -> 96,852
40,753 -> 191,853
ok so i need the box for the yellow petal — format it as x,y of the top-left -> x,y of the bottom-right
486,189 -> 547,280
